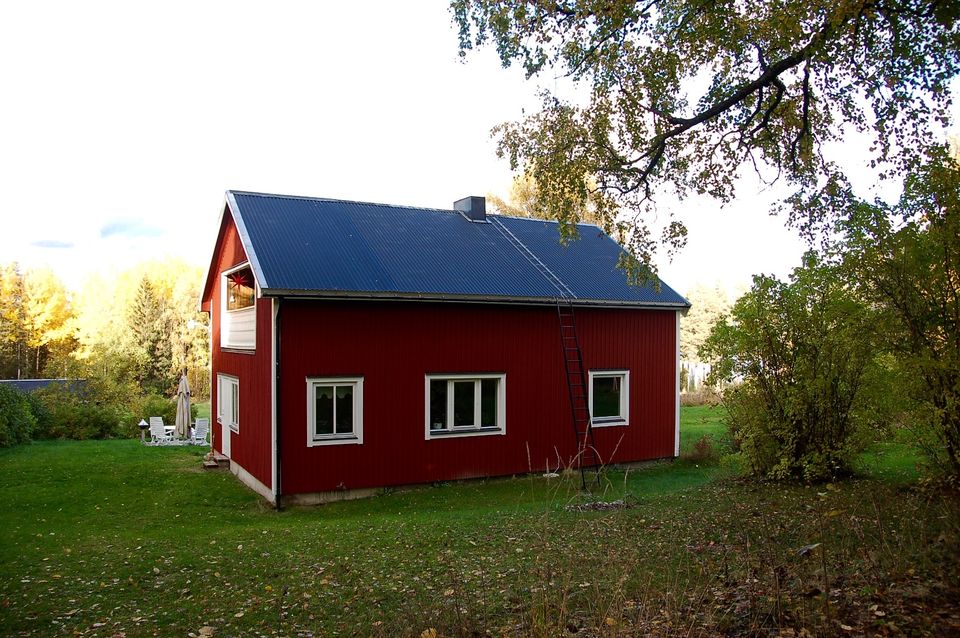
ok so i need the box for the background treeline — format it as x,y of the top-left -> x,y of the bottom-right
0,260 -> 208,446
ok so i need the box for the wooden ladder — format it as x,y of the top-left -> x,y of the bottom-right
558,302 -> 601,489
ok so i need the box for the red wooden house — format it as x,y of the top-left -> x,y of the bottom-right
200,191 -> 689,505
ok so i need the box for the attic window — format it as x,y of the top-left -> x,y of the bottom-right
226,267 -> 255,311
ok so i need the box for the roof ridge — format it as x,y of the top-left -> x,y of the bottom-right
228,190 -> 455,214
491,213 -> 601,230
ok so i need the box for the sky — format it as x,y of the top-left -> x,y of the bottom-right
0,1 -> 953,297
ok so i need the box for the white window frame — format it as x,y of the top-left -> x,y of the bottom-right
588,369 -> 630,427
223,262 -> 256,312
220,262 -> 256,351
217,374 -> 240,433
425,373 -> 506,439
306,376 -> 364,447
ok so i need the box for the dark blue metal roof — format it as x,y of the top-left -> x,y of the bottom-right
225,191 -> 689,308
0,379 -> 83,394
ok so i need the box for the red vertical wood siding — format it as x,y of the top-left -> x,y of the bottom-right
203,216 -> 273,491
278,300 -> 676,495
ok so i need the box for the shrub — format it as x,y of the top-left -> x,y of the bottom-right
33,379 -> 130,440
701,254 -> 885,482
22,390 -> 51,433
0,385 -> 36,447
31,379 -> 199,440
37,390 -> 124,440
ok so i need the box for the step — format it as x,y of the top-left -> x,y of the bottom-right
202,452 -> 230,470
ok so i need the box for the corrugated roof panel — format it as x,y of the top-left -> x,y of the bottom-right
226,191 -> 689,307
496,216 -> 687,305
231,193 -> 561,299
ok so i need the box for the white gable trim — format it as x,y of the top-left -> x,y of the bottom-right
225,191 -> 269,290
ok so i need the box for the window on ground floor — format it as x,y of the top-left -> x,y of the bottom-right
217,374 -> 240,433
306,376 -> 363,446
588,369 -> 629,427
426,373 -> 506,438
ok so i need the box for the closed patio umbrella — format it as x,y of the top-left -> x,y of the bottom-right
175,374 -> 191,440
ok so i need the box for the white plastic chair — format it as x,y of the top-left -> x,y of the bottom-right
149,417 -> 173,445
191,418 -> 210,446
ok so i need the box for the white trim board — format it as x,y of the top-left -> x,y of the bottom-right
231,460 -> 274,505
271,298 -> 278,501
675,310 -> 681,457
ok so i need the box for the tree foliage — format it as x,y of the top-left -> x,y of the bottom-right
830,149 -> 960,474
70,259 -> 210,399
701,254 -> 884,481
128,276 -> 175,395
452,0 -> 959,276
488,172 -> 602,225
0,265 -> 74,379
0,384 -> 36,448
0,259 -> 210,441
681,282 -> 731,361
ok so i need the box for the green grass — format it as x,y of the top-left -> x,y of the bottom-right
0,409 -> 956,637
857,428 -> 927,483
679,403 -> 728,451
194,400 -> 211,420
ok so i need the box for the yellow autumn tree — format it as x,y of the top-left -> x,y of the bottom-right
20,268 -> 74,378
0,264 -> 26,378
71,258 -> 209,397
488,173 -> 603,226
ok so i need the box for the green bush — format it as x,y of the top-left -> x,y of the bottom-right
0,385 -> 36,447
702,254 -> 886,482
29,377 -> 201,441
37,390 -> 124,440
22,391 -> 51,433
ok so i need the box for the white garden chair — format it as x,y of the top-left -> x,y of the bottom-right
190,418 -> 210,446
149,417 -> 174,445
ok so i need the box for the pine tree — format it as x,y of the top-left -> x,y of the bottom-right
127,276 -> 174,394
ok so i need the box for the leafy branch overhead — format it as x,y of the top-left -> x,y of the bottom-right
452,0 -> 959,273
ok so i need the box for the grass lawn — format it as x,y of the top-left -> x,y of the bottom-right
195,401 -> 211,420
0,408 -> 957,637
678,404 -> 729,451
